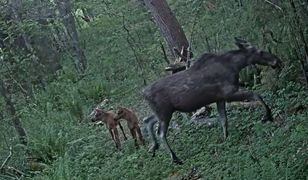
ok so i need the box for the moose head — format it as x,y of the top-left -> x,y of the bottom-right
234,37 -> 283,69
90,108 -> 105,122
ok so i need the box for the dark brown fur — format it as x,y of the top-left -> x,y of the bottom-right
115,107 -> 145,148
143,38 -> 283,164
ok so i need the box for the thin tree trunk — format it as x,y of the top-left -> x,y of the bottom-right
9,0 -> 37,99
56,0 -> 87,74
122,16 -> 147,85
142,0 -> 210,117
0,80 -> 28,146
290,0 -> 308,85
143,0 -> 191,63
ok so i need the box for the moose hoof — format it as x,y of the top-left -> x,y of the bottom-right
148,143 -> 159,156
261,115 -> 273,123
223,133 -> 228,141
134,144 -> 140,149
173,158 -> 183,165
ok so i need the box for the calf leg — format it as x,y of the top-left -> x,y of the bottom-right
144,115 -> 159,156
113,128 -> 121,150
118,122 -> 127,140
226,90 -> 273,122
109,129 -> 118,149
136,126 -> 145,146
216,101 -> 228,140
130,128 -> 139,148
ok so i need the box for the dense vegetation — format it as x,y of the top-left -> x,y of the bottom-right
0,0 -> 307,179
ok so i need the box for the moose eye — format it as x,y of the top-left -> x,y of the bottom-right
94,111 -> 101,116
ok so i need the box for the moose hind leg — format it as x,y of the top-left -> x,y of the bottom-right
216,101 -> 228,140
158,119 -> 183,165
144,115 -> 159,156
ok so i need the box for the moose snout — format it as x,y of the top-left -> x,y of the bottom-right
271,59 -> 284,69
90,117 -> 97,122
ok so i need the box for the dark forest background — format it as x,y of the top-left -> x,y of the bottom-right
0,0 -> 307,179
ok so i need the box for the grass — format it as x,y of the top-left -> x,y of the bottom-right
1,64 -> 307,180
25,82 -> 307,180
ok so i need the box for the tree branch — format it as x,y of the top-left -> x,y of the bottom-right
264,0 -> 283,11
160,42 -> 170,64
0,80 -> 28,146
0,147 -> 12,170
121,15 -> 147,85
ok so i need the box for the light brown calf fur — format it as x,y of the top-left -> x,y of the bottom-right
90,108 -> 127,150
115,107 -> 145,148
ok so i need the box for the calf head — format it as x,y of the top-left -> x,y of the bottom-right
115,107 -> 127,119
90,108 -> 105,122
235,37 -> 283,69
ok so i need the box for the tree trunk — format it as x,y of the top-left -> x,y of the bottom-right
143,0 -> 192,73
0,80 -> 28,146
56,0 -> 87,74
289,0 -> 308,85
142,0 -> 210,116
9,0 -> 37,98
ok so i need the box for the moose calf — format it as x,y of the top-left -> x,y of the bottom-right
90,108 -> 127,150
115,107 -> 145,148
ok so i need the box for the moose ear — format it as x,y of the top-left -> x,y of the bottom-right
234,37 -> 254,50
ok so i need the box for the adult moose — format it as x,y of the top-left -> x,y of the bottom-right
143,37 -> 283,164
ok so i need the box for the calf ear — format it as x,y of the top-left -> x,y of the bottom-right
95,108 -> 100,112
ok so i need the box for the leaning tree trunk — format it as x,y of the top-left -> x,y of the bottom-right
142,0 -> 211,118
56,0 -> 87,74
143,0 -> 192,73
0,80 -> 28,146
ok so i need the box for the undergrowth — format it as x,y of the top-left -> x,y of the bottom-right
25,82 -> 307,180
1,1 -> 307,179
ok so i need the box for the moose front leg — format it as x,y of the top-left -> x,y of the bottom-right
136,126 -> 146,146
113,128 -> 121,150
216,101 -> 228,140
118,122 -> 127,140
130,128 -> 139,148
253,94 -> 273,122
109,128 -> 121,150
226,90 -> 273,122
108,129 -> 118,149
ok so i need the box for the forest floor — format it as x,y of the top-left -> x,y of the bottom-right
29,83 -> 307,180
